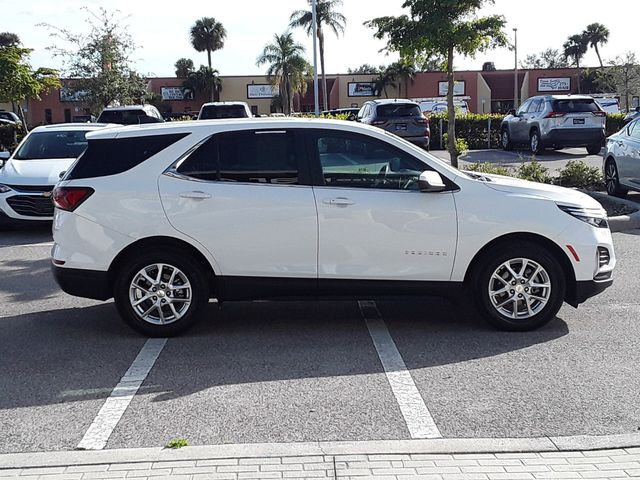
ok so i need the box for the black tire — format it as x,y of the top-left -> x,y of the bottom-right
529,129 -> 542,155
114,249 -> 209,337
471,241 -> 566,331
604,158 -> 628,198
586,143 -> 602,155
501,128 -> 513,151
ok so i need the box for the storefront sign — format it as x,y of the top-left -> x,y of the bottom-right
438,81 -> 465,96
247,84 -> 278,99
59,87 -> 88,102
348,82 -> 377,97
537,77 -> 571,92
161,87 -> 194,101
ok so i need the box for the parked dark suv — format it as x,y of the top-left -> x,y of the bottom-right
357,99 -> 430,149
500,95 -> 606,154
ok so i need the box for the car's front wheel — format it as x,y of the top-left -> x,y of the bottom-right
529,130 -> 542,155
501,128 -> 512,151
605,159 -> 628,198
472,242 -> 565,331
114,250 -> 209,336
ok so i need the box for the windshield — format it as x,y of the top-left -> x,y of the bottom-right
199,106 -> 249,119
97,110 -> 147,125
376,104 -> 422,118
13,131 -> 90,160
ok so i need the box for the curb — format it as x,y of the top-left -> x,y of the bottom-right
2,433 -> 640,469
581,190 -> 640,232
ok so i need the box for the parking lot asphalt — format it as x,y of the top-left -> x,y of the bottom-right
1,226 -> 639,454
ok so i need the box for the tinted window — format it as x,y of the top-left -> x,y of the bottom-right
630,120 -> 640,139
177,131 -> 299,184
97,110 -> 147,125
551,99 -> 599,113
14,131 -> 89,160
527,99 -> 542,113
315,133 -> 428,190
199,106 -> 249,119
67,133 -> 188,180
376,104 -> 422,118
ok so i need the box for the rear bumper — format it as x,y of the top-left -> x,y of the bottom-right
543,128 -> 604,147
52,264 -> 112,301
566,278 -> 613,307
403,136 -> 430,148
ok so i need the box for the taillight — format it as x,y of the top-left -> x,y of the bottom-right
415,118 -> 429,125
372,120 -> 386,126
592,111 -> 607,117
53,187 -> 94,212
545,112 -> 566,118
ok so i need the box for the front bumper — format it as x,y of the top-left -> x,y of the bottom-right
0,186 -> 55,221
566,278 -> 613,307
52,264 -> 112,301
542,128 -> 604,147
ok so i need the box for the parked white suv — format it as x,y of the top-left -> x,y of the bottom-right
52,119 -> 615,336
0,123 -> 112,225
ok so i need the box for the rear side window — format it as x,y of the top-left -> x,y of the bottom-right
97,110 -> 147,125
199,106 -> 249,119
67,133 -> 188,180
376,104 -> 422,118
551,99 -> 600,113
177,130 -> 299,184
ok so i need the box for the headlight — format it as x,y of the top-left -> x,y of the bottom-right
0,184 -> 12,194
558,204 -> 608,228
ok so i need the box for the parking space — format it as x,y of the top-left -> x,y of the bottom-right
1,228 -> 639,453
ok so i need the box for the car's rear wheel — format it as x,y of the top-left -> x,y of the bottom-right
501,128 -> 513,151
529,130 -> 542,154
605,159 -> 628,198
114,250 -> 209,336
587,143 -> 602,155
472,242 -> 565,331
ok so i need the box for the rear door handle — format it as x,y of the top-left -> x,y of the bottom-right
323,197 -> 355,206
179,191 -> 211,199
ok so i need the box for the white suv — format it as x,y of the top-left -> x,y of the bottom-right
52,119 -> 615,336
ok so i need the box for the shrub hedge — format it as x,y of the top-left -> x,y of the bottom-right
429,113 -> 627,150
0,124 -> 25,152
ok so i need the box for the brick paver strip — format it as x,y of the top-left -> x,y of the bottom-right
1,436 -> 640,479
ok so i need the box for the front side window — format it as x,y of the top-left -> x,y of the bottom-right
516,100 -> 531,116
14,130 -> 90,160
315,132 -> 428,190
177,130 -> 299,184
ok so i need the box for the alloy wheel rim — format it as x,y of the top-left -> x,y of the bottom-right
531,134 -> 539,152
502,131 -> 509,148
605,163 -> 617,194
129,263 -> 192,325
488,258 -> 551,320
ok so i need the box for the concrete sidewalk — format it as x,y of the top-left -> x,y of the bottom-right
2,435 -> 640,479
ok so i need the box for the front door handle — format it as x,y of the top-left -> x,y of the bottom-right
179,191 -> 211,199
323,197 -> 355,206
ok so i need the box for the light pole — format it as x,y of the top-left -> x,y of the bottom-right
312,0 -> 320,117
513,27 -> 518,110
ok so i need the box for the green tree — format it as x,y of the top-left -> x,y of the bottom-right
190,17 -> 226,70
174,58 -> 195,78
184,65 -> 222,102
347,63 -> 382,74
0,32 -> 21,48
563,34 -> 588,69
597,52 -> 640,111
366,0 -> 507,168
520,48 -> 568,69
256,32 -> 310,115
0,47 -> 60,131
389,60 -> 415,98
583,23 -> 610,68
40,8 -> 149,113
374,67 -> 397,98
290,0 -> 346,111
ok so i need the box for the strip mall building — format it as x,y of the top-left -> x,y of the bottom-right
17,67 -> 584,125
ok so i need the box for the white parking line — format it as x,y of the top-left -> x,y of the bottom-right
358,300 -> 442,439
77,338 -> 167,450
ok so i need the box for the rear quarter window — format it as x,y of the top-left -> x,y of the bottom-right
66,133 -> 188,180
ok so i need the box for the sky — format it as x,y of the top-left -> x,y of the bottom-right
2,0 -> 636,77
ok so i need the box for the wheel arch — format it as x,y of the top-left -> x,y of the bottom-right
107,236 -> 217,297
463,232 -> 576,304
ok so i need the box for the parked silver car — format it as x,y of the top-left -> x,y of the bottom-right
603,118 -> 640,197
501,95 -> 606,155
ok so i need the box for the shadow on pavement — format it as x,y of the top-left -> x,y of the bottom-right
0,223 -> 52,246
0,257 -> 59,302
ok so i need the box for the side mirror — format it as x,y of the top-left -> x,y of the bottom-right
59,171 -> 66,179
418,170 -> 446,193
0,151 -> 9,168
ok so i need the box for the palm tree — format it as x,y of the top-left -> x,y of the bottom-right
374,68 -> 397,99
583,23 -> 610,68
184,65 -> 222,102
563,34 -> 588,69
290,0 -> 346,111
190,17 -> 226,69
256,32 -> 310,115
174,58 -> 194,78
389,61 -> 416,98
